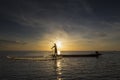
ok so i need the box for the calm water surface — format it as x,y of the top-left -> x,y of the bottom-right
0,51 -> 120,80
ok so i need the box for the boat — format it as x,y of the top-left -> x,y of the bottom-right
60,51 -> 102,57
60,53 -> 101,57
6,43 -> 102,61
6,53 -> 101,61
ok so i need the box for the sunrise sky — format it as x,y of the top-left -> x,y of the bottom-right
0,0 -> 120,51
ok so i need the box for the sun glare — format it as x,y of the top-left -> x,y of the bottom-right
57,51 -> 61,55
56,40 -> 62,48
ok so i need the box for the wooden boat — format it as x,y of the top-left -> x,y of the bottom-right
6,51 -> 102,61
59,52 -> 102,57
60,54 -> 101,57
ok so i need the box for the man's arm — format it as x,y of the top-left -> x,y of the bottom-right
51,46 -> 55,49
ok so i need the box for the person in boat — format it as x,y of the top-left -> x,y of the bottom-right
51,43 -> 58,59
95,51 -> 101,55
95,51 -> 98,54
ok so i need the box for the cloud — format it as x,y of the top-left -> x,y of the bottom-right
80,0 -> 93,14
0,39 -> 26,45
0,0 -> 120,51
0,39 -> 28,50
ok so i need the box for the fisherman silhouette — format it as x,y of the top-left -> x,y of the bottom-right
95,51 -> 100,55
51,43 -> 58,59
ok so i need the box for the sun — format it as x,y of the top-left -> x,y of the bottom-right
56,40 -> 62,48
56,40 -> 62,55
57,51 -> 61,55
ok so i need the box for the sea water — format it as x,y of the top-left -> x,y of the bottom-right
0,51 -> 120,80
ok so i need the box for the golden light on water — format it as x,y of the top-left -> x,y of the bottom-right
56,60 -> 62,80
56,60 -> 62,75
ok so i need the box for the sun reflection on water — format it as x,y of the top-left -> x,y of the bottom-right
54,60 -> 63,80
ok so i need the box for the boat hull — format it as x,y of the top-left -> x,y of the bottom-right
60,53 -> 102,57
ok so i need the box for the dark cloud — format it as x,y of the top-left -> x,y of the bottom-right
0,39 -> 26,45
0,0 -> 120,50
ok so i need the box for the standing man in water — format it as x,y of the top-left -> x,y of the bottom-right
51,43 -> 58,59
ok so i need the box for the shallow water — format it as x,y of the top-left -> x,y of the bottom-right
0,51 -> 120,80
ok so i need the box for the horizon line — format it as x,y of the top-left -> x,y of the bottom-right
0,50 -> 119,52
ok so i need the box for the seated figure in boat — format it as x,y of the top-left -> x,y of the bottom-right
51,43 -> 58,59
95,51 -> 101,55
